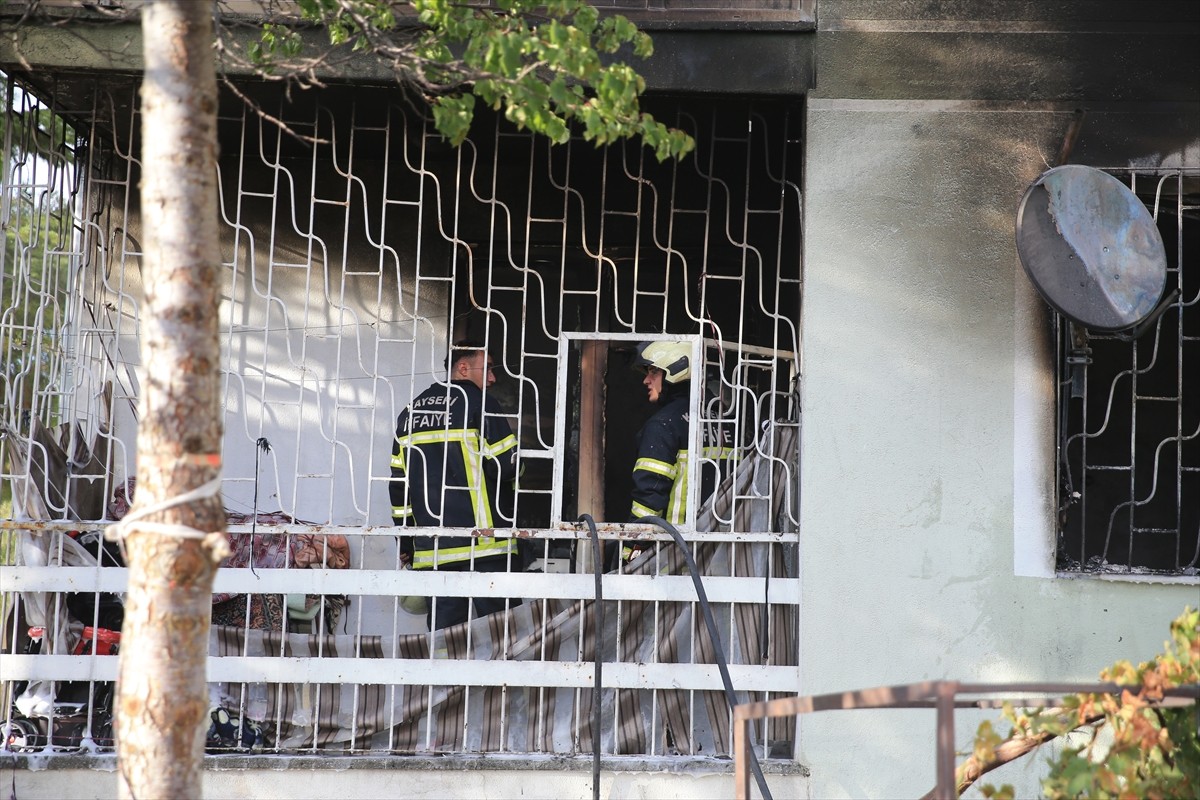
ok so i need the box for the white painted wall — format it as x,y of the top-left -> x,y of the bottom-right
213,161 -> 451,531
211,170 -> 449,637
796,99 -> 1197,798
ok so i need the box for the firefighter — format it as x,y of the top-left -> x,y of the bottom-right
622,341 -> 735,563
390,342 -> 520,630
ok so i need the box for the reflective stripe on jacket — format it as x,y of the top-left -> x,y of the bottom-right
389,380 -> 519,567
629,394 -> 736,526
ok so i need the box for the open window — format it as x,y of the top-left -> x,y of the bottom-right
553,333 -> 799,533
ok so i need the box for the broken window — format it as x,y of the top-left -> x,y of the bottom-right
1055,170 -> 1200,577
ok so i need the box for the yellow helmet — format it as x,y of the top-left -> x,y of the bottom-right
633,341 -> 691,384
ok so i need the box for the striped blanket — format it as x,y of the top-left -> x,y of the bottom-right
210,425 -> 799,756
210,540 -> 795,755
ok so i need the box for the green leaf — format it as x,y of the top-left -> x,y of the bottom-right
247,0 -> 694,162
574,5 -> 598,34
965,608 -> 1199,800
432,95 -> 477,146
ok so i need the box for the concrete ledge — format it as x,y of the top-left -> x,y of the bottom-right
0,17 -> 814,96
1,751 -> 809,775
3,752 -> 810,800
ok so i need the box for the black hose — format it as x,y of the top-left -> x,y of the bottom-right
641,515 -> 774,800
579,514 -> 604,800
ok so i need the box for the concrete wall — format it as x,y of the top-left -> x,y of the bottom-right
3,757 -> 809,799
796,2 -> 1199,797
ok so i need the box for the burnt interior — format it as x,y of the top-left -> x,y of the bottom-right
1058,176 -> 1200,574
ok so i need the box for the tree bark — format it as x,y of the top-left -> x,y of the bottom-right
918,715 -> 1105,800
116,2 -> 224,798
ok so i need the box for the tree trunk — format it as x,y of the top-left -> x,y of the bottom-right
116,2 -> 224,798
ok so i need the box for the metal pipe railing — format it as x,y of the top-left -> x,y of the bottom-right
732,680 -> 1200,800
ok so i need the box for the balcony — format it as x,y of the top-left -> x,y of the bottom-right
1,61 -> 802,768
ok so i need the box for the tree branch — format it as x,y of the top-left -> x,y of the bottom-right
217,74 -> 329,147
918,714 -> 1106,800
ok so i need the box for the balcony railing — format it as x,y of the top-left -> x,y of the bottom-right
732,680 -> 1200,800
3,519 -> 799,759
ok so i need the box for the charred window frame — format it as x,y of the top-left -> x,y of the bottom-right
553,333 -> 705,530
1055,169 -> 1200,578
553,334 -> 799,534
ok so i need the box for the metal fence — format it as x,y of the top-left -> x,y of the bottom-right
1,72 -> 803,759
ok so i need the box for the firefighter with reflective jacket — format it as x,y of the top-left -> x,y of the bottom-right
624,341 -> 735,561
389,342 -> 520,630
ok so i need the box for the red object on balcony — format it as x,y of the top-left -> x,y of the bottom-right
70,627 -> 122,656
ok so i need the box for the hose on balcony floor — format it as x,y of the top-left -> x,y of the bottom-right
579,514 -> 604,800
642,515 -> 774,800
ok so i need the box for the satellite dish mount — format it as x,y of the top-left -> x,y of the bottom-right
1016,165 -> 1175,391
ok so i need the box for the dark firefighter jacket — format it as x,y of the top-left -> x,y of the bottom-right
629,390 -> 737,526
390,380 -> 518,568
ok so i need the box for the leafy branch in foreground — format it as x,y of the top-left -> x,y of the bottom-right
952,608 -> 1199,800
231,0 -> 694,160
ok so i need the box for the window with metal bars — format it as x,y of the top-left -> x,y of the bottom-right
1055,170 -> 1200,577
2,73 -> 803,757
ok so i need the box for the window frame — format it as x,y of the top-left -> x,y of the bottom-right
1014,167 -> 1200,583
551,331 -> 704,532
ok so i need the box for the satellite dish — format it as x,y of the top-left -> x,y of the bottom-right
1016,164 -> 1169,333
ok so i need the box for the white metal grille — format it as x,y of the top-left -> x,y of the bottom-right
1055,169 -> 1199,577
1,73 -> 803,758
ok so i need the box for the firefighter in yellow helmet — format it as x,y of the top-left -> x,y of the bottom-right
619,340 -> 729,566
628,341 -> 697,529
